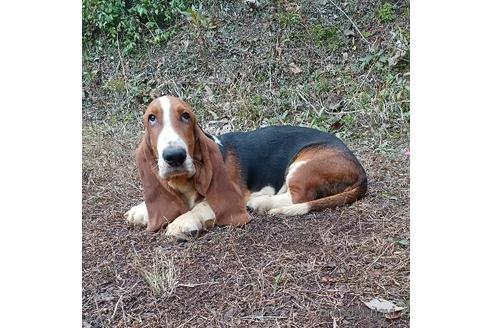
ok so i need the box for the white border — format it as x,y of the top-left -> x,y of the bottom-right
412,1 -> 492,326
0,1 -> 81,327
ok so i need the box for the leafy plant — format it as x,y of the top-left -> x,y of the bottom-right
181,3 -> 210,28
311,24 -> 340,51
82,0 -> 192,53
378,2 -> 395,23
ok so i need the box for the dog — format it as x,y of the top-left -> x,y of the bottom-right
125,96 -> 367,240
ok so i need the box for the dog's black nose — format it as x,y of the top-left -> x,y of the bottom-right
163,147 -> 187,167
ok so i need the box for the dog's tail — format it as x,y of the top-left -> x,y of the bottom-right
307,175 -> 367,211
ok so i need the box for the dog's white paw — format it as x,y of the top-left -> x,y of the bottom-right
124,202 -> 148,226
246,195 -> 271,213
165,213 -> 202,239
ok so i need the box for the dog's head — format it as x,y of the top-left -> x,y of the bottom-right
144,96 -> 203,179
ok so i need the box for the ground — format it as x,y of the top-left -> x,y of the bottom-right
83,1 -> 410,327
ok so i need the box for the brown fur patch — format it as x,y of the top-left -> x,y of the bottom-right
135,138 -> 188,232
287,145 -> 367,209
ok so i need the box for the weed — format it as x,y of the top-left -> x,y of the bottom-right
252,95 -> 264,106
378,2 -> 395,23
182,3 -> 211,29
316,75 -> 332,94
272,271 -> 283,292
133,248 -> 178,297
311,24 -> 340,51
103,76 -> 126,92
279,12 -> 301,28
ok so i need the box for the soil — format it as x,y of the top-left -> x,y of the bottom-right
82,131 -> 409,327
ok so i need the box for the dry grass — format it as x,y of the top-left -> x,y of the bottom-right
133,248 -> 179,298
83,1 -> 409,327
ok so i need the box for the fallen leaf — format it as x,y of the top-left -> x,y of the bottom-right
289,63 -> 302,74
364,298 -> 405,314
344,28 -> 356,37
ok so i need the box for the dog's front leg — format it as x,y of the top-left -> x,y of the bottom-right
165,201 -> 216,240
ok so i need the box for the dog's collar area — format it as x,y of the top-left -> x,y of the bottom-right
197,126 -> 222,147
211,135 -> 223,147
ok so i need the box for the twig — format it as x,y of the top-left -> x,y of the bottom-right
177,281 -> 219,288
297,91 -> 320,114
327,0 -> 369,45
240,315 -> 288,321
111,295 -> 123,319
367,243 -> 393,269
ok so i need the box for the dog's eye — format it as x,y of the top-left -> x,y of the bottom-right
181,112 -> 191,122
148,114 -> 156,125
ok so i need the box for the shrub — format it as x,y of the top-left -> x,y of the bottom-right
82,0 -> 191,53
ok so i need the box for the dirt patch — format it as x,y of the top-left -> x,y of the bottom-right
82,128 -> 409,327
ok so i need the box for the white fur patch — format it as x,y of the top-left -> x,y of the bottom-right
268,203 -> 310,216
212,135 -> 223,146
247,161 -> 310,215
249,186 -> 276,199
124,201 -> 148,226
156,96 -> 195,178
247,192 -> 293,214
166,201 -> 216,238
286,160 -> 307,184
277,184 -> 287,195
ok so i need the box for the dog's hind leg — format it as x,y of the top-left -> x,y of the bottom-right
268,146 -> 367,216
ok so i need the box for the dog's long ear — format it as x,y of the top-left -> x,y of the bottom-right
193,125 -> 213,196
193,125 -> 250,226
136,136 -> 187,232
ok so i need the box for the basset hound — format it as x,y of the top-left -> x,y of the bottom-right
125,96 -> 367,240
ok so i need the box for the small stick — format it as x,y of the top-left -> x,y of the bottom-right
327,0 -> 370,45
177,281 -> 219,288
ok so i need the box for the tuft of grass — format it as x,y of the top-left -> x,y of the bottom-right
379,2 -> 396,23
272,271 -> 284,292
279,12 -> 301,28
316,75 -> 332,94
133,248 -> 178,297
310,24 -> 340,51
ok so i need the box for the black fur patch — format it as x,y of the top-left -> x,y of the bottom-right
216,126 -> 353,192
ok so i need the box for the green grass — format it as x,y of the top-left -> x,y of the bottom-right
379,2 -> 396,23
279,12 -> 301,28
310,24 -> 340,51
